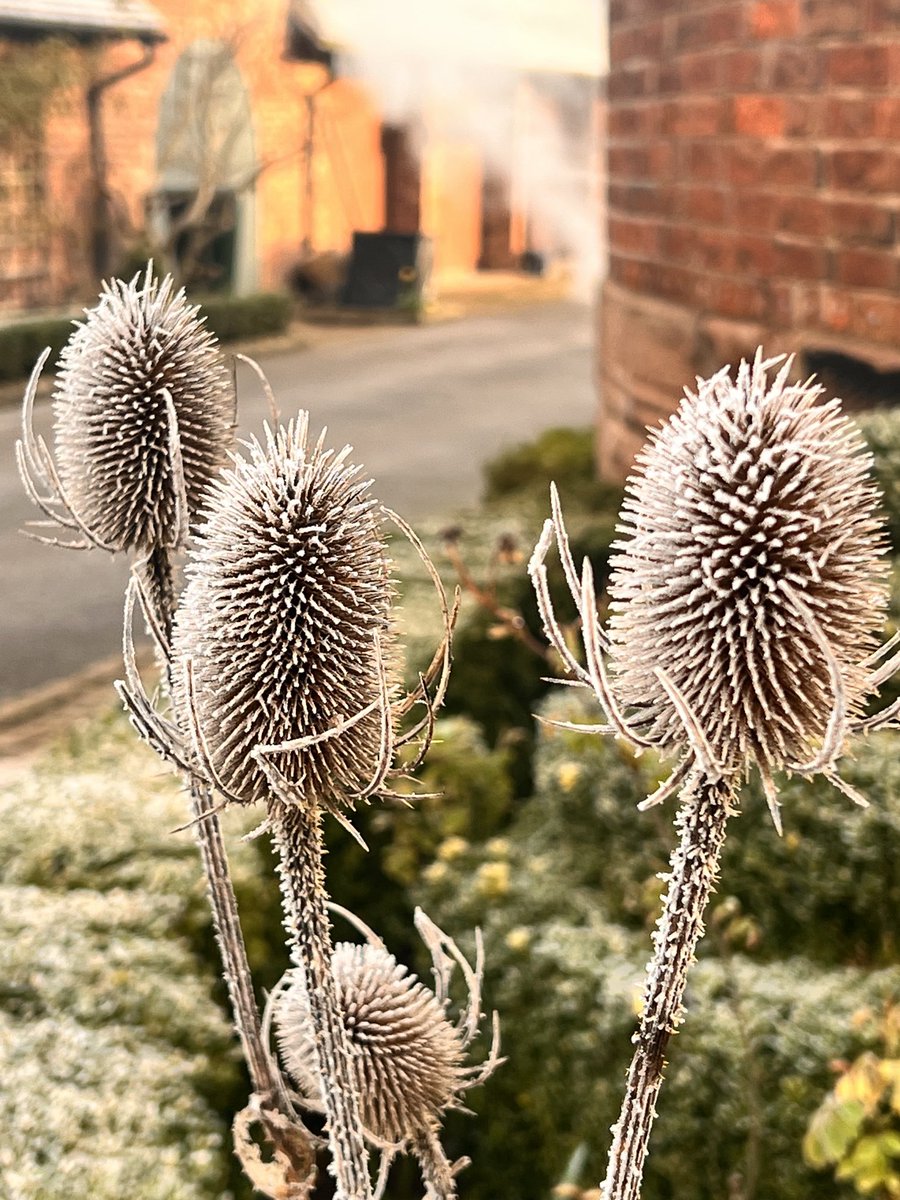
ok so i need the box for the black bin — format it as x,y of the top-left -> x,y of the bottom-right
341,231 -> 432,308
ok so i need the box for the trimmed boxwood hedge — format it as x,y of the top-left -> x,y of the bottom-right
0,316 -> 74,383
191,291 -> 292,344
0,292 -> 292,384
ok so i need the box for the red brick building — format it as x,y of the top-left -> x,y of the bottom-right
0,0 -> 601,315
599,0 -> 900,479
0,0 -> 372,310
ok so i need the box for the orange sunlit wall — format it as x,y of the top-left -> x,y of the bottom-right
420,140 -> 483,275
9,0 -> 593,313
310,79 -> 385,252
98,0 -> 313,292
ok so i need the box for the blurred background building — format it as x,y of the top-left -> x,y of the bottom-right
0,0 -> 603,314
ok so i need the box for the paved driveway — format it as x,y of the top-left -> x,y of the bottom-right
0,300 -> 595,701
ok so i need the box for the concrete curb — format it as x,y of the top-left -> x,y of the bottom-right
0,647 -> 156,770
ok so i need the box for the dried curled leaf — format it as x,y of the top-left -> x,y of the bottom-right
233,1096 -> 319,1200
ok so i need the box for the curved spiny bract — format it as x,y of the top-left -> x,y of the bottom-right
278,942 -> 466,1148
608,352 -> 888,782
52,266 -> 234,552
172,417 -> 395,812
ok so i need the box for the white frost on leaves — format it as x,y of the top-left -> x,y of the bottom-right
0,1013 -> 225,1200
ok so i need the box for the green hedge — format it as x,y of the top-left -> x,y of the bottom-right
857,408 -> 900,551
415,688 -> 900,1200
0,292 -> 292,385
191,292 -> 292,344
0,315 -> 74,383
0,713 -> 284,1200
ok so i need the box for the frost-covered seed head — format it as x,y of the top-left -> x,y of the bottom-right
608,353 -> 888,778
276,942 -> 465,1145
172,418 -> 393,808
52,267 -> 234,551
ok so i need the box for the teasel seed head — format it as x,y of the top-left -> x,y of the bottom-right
277,942 -> 465,1146
274,908 -> 501,1158
171,417 -> 395,809
52,265 -> 234,552
607,351 -> 888,783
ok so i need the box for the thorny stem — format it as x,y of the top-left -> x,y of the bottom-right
412,1127 -> 457,1200
272,799 -> 373,1200
146,550 -> 297,1123
190,777 -> 289,1105
602,777 -> 733,1200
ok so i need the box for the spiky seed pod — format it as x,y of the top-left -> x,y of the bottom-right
171,417 -> 394,809
277,942 -> 466,1146
52,267 -> 234,552
608,352 -> 888,782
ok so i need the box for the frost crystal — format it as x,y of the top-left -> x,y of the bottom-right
171,417 -> 394,809
608,353 -> 888,788
52,267 -> 234,551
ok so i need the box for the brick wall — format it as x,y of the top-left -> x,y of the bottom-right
0,0 -> 386,312
599,0 -> 900,479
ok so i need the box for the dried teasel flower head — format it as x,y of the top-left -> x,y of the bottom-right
608,352 -> 887,783
275,908 -> 501,1156
46,265 -> 234,552
171,416 -> 398,811
531,351 -> 895,830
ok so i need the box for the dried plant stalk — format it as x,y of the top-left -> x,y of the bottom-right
120,521 -> 306,1191
170,419 -> 403,1200
190,777 -> 290,1109
530,351 -> 897,1200
16,265 -> 311,1190
602,779 -> 732,1198
412,1128 -> 458,1200
273,800 -> 372,1200
167,417 -> 459,1198
132,548 -> 283,1110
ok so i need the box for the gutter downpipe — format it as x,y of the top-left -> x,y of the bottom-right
86,40 -> 158,280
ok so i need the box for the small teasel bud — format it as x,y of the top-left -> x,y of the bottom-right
51,265 -> 234,552
278,942 -> 465,1146
171,416 -> 394,809
275,909 -> 501,1199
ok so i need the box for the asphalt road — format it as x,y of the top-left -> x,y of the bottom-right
0,300 -> 595,702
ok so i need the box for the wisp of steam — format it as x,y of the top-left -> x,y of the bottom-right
304,0 -> 607,296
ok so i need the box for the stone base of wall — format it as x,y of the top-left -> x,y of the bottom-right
597,278 -> 900,482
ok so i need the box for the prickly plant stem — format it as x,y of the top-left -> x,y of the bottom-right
189,777 -> 288,1105
145,548 -> 289,1111
413,1127 -> 457,1200
602,777 -> 733,1200
272,798 -> 373,1200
